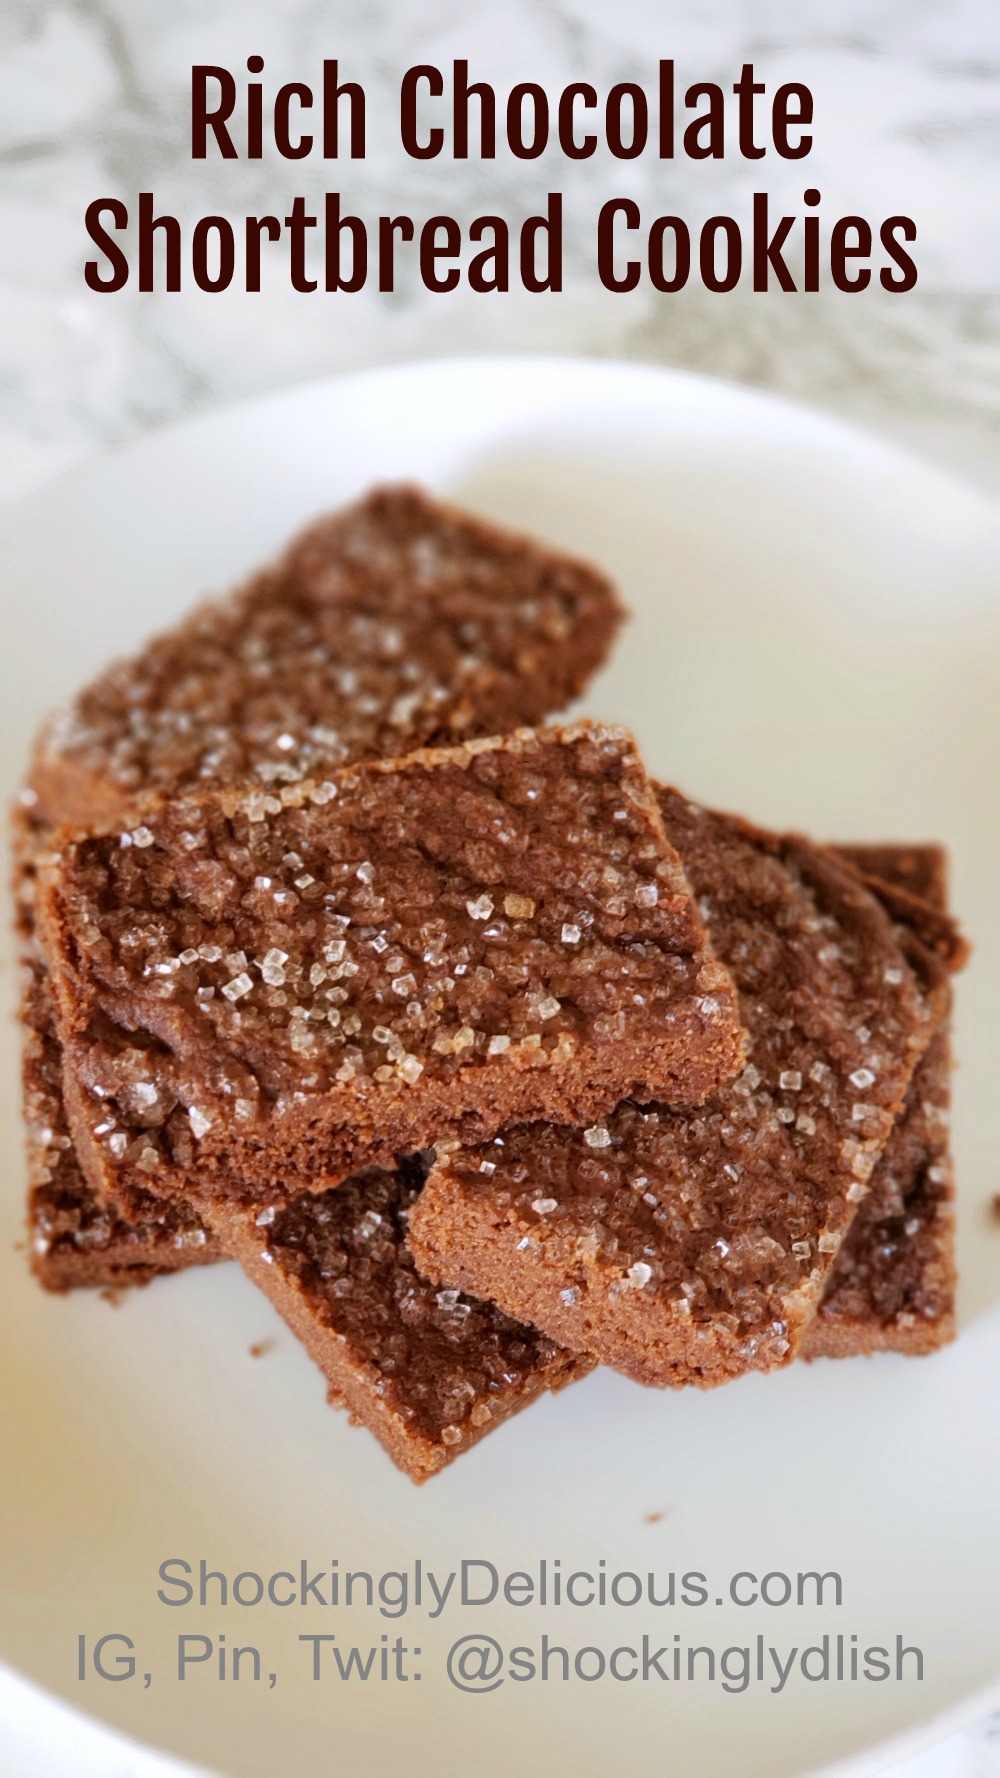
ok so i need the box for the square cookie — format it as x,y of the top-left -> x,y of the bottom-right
39,727 -> 744,1216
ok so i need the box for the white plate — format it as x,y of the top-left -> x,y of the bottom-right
2,357 -> 999,1778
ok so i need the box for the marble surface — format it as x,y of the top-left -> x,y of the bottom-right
1,3 -> 998,1775
2,0 -> 1000,504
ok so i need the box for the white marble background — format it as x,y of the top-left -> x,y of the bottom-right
1,2 -> 998,1774
2,0 -> 1000,502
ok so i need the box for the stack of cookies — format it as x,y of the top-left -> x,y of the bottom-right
14,486 -> 967,1482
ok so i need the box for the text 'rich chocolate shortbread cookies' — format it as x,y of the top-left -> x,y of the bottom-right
27,484 -> 624,829
38,726 -> 745,1218
203,1164 -> 593,1484
408,794 -> 941,1389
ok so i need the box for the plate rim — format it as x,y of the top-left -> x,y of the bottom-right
3,351 -> 997,532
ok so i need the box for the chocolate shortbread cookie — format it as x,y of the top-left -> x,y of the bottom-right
18,482 -> 624,1273
27,839 -> 959,1372
27,485 -> 623,829
802,844 -> 960,1358
800,1031 -> 955,1357
15,802 -> 220,1288
407,795 -> 944,1388
202,1164 -> 593,1483
23,953 -> 221,1290
38,727 -> 744,1219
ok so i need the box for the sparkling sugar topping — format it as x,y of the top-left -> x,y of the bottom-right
256,1167 -> 574,1446
47,728 -> 729,1160
35,486 -> 622,811
427,792 -> 930,1368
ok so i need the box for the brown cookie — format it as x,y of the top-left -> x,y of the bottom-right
407,794 -> 944,1388
802,844 -> 959,1358
27,484 -> 624,827
202,1163 -> 593,1483
38,727 -> 744,1218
